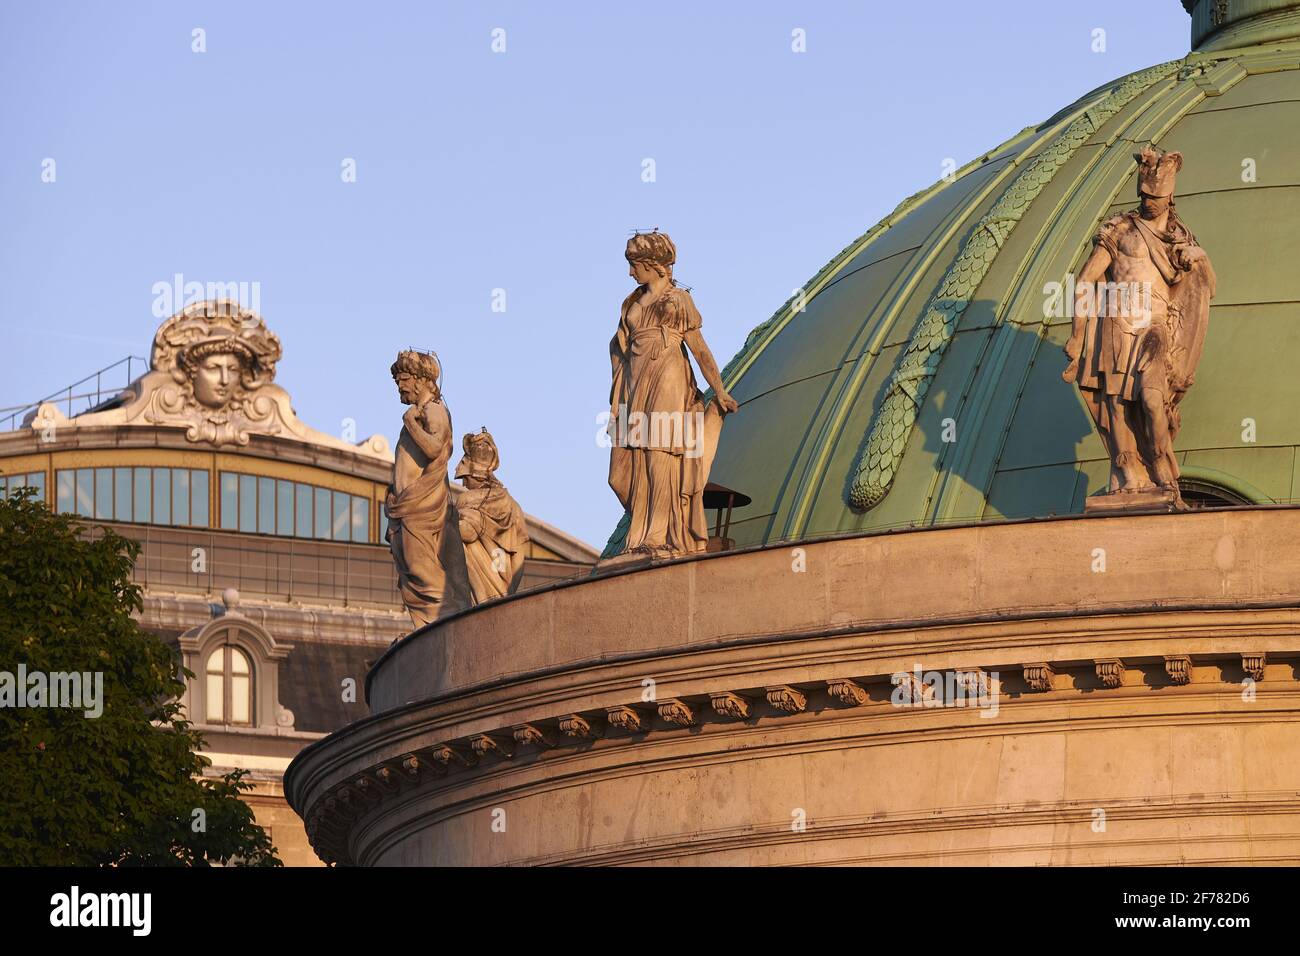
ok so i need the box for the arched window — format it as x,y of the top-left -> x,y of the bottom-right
180,617 -> 293,732
1178,479 -> 1252,510
205,645 -> 253,725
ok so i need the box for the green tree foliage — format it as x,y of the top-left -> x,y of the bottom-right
0,489 -> 280,866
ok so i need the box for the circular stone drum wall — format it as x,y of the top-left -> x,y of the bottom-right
289,508 -> 1300,866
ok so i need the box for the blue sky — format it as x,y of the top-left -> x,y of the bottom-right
0,1 -> 1191,547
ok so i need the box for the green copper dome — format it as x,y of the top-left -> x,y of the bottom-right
688,4 -> 1300,549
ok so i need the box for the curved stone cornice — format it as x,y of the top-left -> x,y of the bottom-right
366,507 -> 1300,708
293,651 -> 1300,865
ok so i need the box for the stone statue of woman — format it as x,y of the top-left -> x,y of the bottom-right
455,428 -> 528,603
605,232 -> 738,564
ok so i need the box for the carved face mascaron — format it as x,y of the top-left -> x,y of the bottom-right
130,301 -> 295,446
193,351 -> 243,408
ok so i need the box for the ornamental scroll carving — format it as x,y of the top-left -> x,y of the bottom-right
33,300 -> 390,457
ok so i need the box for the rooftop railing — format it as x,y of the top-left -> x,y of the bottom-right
0,355 -> 148,431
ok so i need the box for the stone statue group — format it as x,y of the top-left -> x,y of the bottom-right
386,351 -> 528,626
385,229 -> 740,627
390,144 -> 1215,625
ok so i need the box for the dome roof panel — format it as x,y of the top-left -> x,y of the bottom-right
1181,445 -> 1295,502
1156,100 -> 1300,196
1175,303 -> 1300,446
707,369 -> 843,541
876,228 -> 1006,350
729,156 -> 1030,404
835,158 -> 1018,276
1157,186 -> 1300,305
799,331 -> 998,537
984,461 -> 1086,520
1185,66 -> 1300,112
785,346 -> 909,539
729,253 -> 914,403
990,323 -> 1106,475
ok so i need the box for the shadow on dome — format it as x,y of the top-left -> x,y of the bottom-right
843,297 -> 1099,523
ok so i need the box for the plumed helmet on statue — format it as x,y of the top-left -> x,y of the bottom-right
1135,145 -> 1183,199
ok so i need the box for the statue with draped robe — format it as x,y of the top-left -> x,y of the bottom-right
1063,146 -> 1216,509
455,428 -> 528,603
385,350 -> 471,626
605,231 -> 738,563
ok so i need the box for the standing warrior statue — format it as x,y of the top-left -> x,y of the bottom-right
1063,146 -> 1216,506
385,350 -> 471,626
455,428 -> 529,603
606,232 -> 739,562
